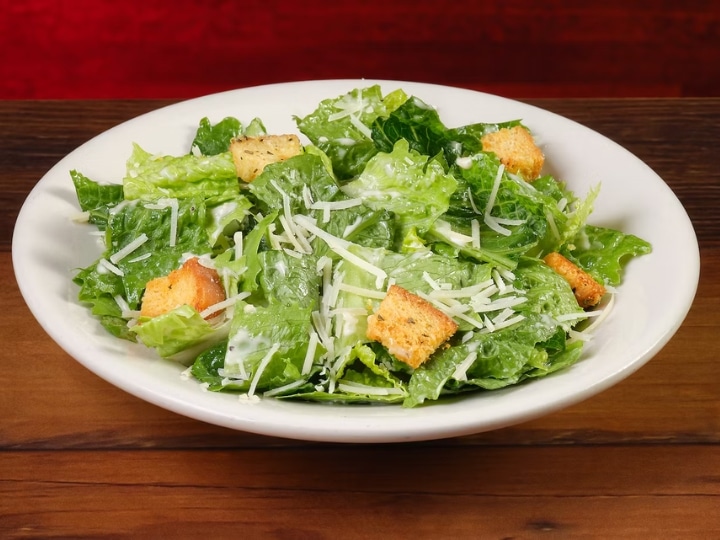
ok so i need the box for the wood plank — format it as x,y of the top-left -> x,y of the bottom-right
4,490 -> 716,538
4,445 -> 719,495
1,447 -> 719,537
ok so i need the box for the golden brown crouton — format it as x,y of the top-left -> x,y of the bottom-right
481,125 -> 545,181
366,285 -> 458,369
543,252 -> 606,308
230,134 -> 302,182
140,257 -> 226,319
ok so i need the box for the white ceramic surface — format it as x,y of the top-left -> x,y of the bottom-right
12,80 -> 700,443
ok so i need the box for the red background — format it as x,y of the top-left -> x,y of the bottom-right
2,0 -> 719,100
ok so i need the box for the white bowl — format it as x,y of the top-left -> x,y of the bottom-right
12,80 -> 699,443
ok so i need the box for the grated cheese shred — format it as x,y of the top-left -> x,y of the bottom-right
248,343 -> 281,397
110,233 -> 149,264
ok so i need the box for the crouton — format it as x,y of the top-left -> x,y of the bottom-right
481,125 -> 545,181
366,285 -> 458,369
543,252 -> 606,308
230,134 -> 302,182
140,257 -> 226,319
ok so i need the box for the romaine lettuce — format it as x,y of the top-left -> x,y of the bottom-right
295,85 -> 408,180
122,143 -> 238,203
561,224 -> 652,285
71,170 -> 124,230
341,139 -> 457,238
71,84 -> 652,409
132,305 -> 229,362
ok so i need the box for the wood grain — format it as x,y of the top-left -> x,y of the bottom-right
2,448 -> 719,537
1,97 -> 719,538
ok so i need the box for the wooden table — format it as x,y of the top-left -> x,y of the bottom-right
1,97 -> 718,538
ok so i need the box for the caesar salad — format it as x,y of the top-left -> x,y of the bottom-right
70,85 -> 651,407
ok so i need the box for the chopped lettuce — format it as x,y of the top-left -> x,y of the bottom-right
561,224 -> 652,285
248,152 -> 339,215
190,117 -> 243,156
71,84 -> 652,408
132,305 -> 230,363
341,139 -> 457,239
105,197 -> 214,307
372,94 -> 524,165
123,143 -> 238,203
71,170 -> 124,230
73,195 -> 215,342
189,115 -> 268,157
220,301 -> 319,393
295,85 -> 408,180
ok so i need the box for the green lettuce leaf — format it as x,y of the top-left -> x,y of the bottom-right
295,85 -> 408,180
73,196 -> 214,341
383,250 -> 493,297
238,211 -> 278,295
192,338 -> 320,395
72,264 -> 134,341
70,170 -> 124,230
132,305 -> 230,362
282,344 -> 406,404
219,302 -> 319,393
438,152 -> 600,265
105,197 -> 214,307
371,96 -> 449,158
243,117 -> 267,137
320,205 -> 397,251
561,224 -> 652,285
122,143 -> 239,203
206,195 -> 253,249
191,340 -> 229,389
190,116 -> 267,156
372,94 -> 523,164
403,256 -> 585,407
190,117 -> 243,156
248,153 -> 339,215
341,139 -> 457,237
328,245 -> 388,352
257,250 -> 320,309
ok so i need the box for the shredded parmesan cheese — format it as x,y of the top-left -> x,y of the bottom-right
452,351 -> 478,382
97,258 -> 123,276
199,292 -> 250,319
337,283 -> 386,299
234,231 -> 243,260
294,214 -> 387,288
127,252 -> 151,263
337,381 -> 404,396
302,331 -> 320,375
263,379 -> 307,397
471,219 -> 481,248
248,343 -> 281,397
110,233 -> 149,264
